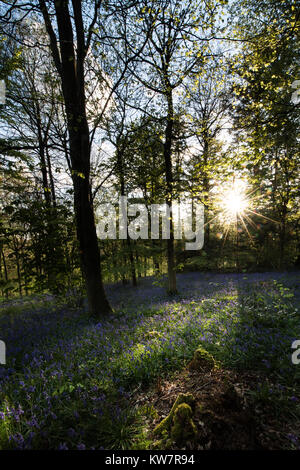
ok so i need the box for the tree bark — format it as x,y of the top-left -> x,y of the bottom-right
163,88 -> 177,294
116,146 -> 137,286
40,0 -> 111,316
46,146 -> 57,207
1,248 -> 9,298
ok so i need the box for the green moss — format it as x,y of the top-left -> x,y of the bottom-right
173,402 -> 192,419
170,403 -> 197,444
188,346 -> 215,372
153,393 -> 195,436
140,404 -> 159,420
152,437 -> 173,450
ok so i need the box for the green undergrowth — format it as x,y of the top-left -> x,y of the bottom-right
0,279 -> 299,449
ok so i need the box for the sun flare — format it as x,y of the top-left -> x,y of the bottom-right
223,188 -> 248,220
217,179 -> 250,225
210,178 -> 277,246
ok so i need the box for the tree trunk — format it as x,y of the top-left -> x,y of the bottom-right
73,172 -> 111,315
279,210 -> 287,269
163,89 -> 177,294
15,251 -> 22,297
135,249 -> 142,278
127,238 -> 137,286
46,146 -> 57,207
116,146 -> 137,287
1,248 -> 9,299
41,0 -> 111,316
203,136 -> 210,248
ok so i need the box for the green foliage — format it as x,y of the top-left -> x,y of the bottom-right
0,277 -> 299,449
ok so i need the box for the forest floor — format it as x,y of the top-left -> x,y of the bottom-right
0,271 -> 300,450
135,358 -> 300,450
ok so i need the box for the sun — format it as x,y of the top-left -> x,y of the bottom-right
223,188 -> 248,220
207,177 -> 278,246
218,179 -> 250,225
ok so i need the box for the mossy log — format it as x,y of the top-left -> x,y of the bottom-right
187,346 -> 215,372
153,393 -> 195,436
170,403 -> 197,444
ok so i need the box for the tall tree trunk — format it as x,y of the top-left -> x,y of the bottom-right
163,89 -> 177,294
15,251 -> 22,297
279,209 -> 287,269
38,137 -> 51,207
41,0 -> 111,316
135,249 -> 142,278
203,136 -> 210,248
121,240 -> 128,285
127,238 -> 137,286
73,171 -> 111,315
116,147 -> 137,286
1,248 -> 9,299
46,146 -> 57,207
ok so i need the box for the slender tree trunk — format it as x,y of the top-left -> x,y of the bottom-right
111,246 -> 119,283
154,259 -> 160,275
203,137 -> 210,248
127,238 -> 137,286
279,210 -> 287,269
1,248 -> 9,299
116,147 -> 137,286
135,249 -> 142,278
46,146 -> 57,207
121,240 -> 128,285
38,140 -> 51,206
15,251 -> 22,297
163,88 -> 177,294
295,236 -> 300,267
